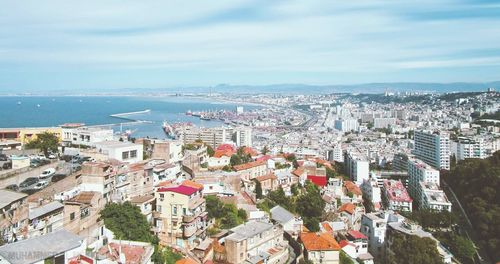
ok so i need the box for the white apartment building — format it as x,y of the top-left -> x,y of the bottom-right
234,127 -> 252,147
418,182 -> 452,212
344,151 -> 369,185
328,145 -> 343,163
178,126 -> 232,148
407,158 -> 440,200
178,126 -> 251,148
455,137 -> 486,160
361,178 -> 382,207
360,211 -> 405,260
225,221 -> 289,264
61,125 -> 114,147
95,140 -> 143,163
334,119 -> 359,132
413,130 -> 450,170
373,118 -> 396,129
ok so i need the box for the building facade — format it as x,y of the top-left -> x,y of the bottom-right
413,130 -> 450,170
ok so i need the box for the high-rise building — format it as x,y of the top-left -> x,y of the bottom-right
413,130 -> 450,170
233,127 -> 252,147
344,150 -> 369,184
455,138 -> 486,160
334,119 -> 359,132
373,118 -> 397,129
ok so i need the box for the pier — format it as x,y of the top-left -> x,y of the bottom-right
107,109 -> 153,124
110,109 -> 151,118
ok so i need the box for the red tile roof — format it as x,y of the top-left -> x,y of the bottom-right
176,258 -> 198,264
97,242 -> 147,263
217,144 -> 236,152
348,230 -> 368,240
300,232 -> 341,251
292,167 -> 305,177
383,180 -> 412,203
256,155 -> 272,162
233,160 -> 266,171
344,181 -> 362,196
158,185 -> 198,196
307,175 -> 327,187
182,180 -> 203,190
255,173 -> 277,182
214,149 -> 235,158
243,146 -> 258,156
339,203 -> 356,215
321,222 -> 333,232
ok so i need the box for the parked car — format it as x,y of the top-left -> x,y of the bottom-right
39,168 -> 56,179
47,152 -> 57,159
2,162 -> 12,170
5,184 -> 19,191
19,177 -> 39,189
51,174 -> 67,183
32,180 -> 49,190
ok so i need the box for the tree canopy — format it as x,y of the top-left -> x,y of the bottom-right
444,151 -> 500,262
25,132 -> 59,156
387,233 -> 444,264
100,201 -> 156,243
206,195 -> 247,229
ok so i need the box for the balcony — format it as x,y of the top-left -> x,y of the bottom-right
183,214 -> 196,223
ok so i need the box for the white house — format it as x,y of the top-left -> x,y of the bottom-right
95,140 -> 143,163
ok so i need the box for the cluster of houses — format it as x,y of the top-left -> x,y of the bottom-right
0,130 -> 457,264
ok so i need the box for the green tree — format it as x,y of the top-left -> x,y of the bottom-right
286,153 -> 297,162
152,246 -> 183,264
262,145 -> 270,155
295,181 -> 325,232
25,132 -> 59,156
253,179 -> 263,199
230,154 -> 242,166
206,144 -> 215,157
444,151 -> 500,261
268,187 -> 294,212
340,250 -> 354,264
434,232 -> 476,264
388,233 -> 444,264
100,202 -> 156,243
206,195 -> 246,229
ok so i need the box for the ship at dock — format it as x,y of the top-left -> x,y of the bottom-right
162,121 -> 193,139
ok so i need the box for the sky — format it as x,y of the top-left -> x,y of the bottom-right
1,0 -> 500,92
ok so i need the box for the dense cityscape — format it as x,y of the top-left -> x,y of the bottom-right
0,89 -> 498,264
2,1 -> 500,263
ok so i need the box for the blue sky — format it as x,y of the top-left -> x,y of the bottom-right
1,0 -> 500,91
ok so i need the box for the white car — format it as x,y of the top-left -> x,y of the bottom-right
47,153 -> 57,159
33,180 -> 49,190
39,168 -> 56,179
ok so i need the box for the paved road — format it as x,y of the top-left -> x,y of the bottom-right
442,180 -> 492,264
0,160 -> 67,189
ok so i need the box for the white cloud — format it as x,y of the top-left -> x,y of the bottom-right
0,0 -> 500,87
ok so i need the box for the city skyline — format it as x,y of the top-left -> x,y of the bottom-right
1,0 -> 500,91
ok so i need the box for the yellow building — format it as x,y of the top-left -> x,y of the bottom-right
0,127 -> 62,145
153,181 -> 208,249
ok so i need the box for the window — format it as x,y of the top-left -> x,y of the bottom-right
130,150 -> 137,158
122,151 -> 129,160
70,212 -> 75,221
173,206 -> 177,215
157,205 -> 162,212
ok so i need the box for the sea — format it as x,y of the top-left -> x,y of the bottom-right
0,96 -> 257,139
